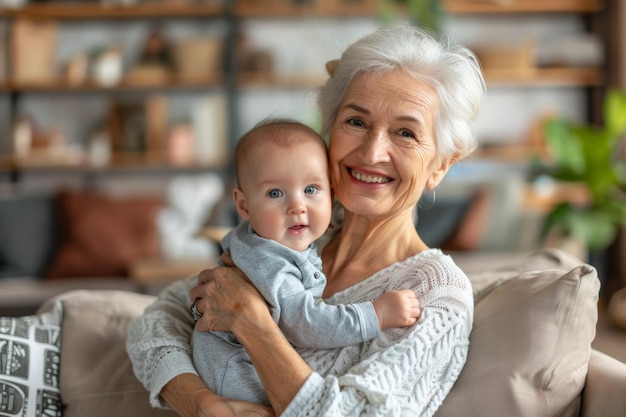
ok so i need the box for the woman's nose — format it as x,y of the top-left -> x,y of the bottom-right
358,130 -> 391,163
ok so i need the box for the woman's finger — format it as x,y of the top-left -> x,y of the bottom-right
196,266 -> 218,285
220,252 -> 235,267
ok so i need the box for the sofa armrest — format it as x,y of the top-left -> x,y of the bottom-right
581,349 -> 626,417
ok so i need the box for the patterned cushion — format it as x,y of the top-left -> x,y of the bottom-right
0,301 -> 63,417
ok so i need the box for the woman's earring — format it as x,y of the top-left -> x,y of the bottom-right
418,188 -> 436,210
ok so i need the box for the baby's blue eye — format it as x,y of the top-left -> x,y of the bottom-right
304,185 -> 319,195
267,189 -> 283,198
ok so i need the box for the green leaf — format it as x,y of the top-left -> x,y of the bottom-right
568,210 -> 617,252
605,89 -> 626,141
543,119 -> 584,175
541,89 -> 626,252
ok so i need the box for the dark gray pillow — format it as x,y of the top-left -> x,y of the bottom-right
416,196 -> 473,248
0,193 -> 58,279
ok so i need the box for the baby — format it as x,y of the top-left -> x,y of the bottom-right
192,118 -> 420,404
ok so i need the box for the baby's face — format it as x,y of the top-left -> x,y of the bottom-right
238,137 -> 332,252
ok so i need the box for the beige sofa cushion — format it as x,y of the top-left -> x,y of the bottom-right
583,350 -> 626,417
42,290 -> 177,417
435,249 -> 600,417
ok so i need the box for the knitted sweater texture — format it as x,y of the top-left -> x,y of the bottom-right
126,249 -> 473,417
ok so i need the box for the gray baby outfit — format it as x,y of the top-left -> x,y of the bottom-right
192,221 -> 379,404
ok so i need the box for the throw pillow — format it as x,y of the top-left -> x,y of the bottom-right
0,193 -> 58,278
435,259 -> 600,417
50,290 -> 178,417
45,189 -> 163,279
0,301 -> 63,417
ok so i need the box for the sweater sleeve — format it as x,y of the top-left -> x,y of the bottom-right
126,275 -> 198,409
281,263 -> 474,417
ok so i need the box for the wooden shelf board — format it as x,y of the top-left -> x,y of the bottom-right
234,1 -> 378,17
0,0 -> 603,20
484,67 -> 603,86
234,0 -> 603,17
1,152 -> 227,173
130,257 -> 215,283
0,2 -> 224,19
444,0 -> 604,14
236,72 -> 327,88
237,67 -> 603,88
5,76 -> 224,92
1,68 -> 601,93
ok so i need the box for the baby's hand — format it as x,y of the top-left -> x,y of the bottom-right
372,290 -> 421,329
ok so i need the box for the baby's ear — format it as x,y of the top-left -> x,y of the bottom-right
233,188 -> 250,221
325,60 -> 339,77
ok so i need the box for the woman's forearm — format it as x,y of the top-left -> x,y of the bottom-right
162,373 -> 222,417
233,313 -> 313,415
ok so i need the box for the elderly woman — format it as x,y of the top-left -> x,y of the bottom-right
127,24 -> 485,417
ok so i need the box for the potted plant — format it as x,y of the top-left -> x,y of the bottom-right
379,0 -> 444,34
540,89 -> 626,253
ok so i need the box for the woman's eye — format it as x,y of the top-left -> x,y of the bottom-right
304,185 -> 319,195
347,118 -> 364,127
399,129 -> 416,139
267,189 -> 283,198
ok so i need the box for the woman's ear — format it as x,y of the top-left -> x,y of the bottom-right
233,188 -> 250,221
427,157 -> 456,190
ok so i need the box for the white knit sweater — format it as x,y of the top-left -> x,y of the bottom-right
126,249 -> 473,417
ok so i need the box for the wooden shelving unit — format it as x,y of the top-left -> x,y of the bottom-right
0,0 -> 609,175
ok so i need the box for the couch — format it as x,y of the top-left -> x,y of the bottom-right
2,247 -> 625,417
0,181 -> 222,316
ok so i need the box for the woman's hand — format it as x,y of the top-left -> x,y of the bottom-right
162,373 -> 274,417
195,391 -> 275,417
200,399 -> 275,417
189,256 -> 271,334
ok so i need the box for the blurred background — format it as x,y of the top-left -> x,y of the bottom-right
0,0 -> 625,348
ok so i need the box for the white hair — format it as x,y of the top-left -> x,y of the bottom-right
318,24 -> 486,162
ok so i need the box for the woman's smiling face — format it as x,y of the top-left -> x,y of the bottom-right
328,69 -> 451,220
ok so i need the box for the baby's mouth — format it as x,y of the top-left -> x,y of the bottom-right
350,168 -> 391,184
288,224 -> 308,235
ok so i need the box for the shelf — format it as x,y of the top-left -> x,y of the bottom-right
227,67 -> 605,88
234,1 -> 377,17
0,152 -> 227,174
0,0 -> 604,20
130,257 -> 216,284
0,0 -> 610,186
234,0 -> 603,17
0,2 -> 225,19
1,76 -> 225,93
483,67 -> 603,87
1,67 -> 602,93
443,0 -> 604,14
236,72 -> 326,89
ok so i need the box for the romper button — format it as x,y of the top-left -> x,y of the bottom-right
314,272 -> 320,279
